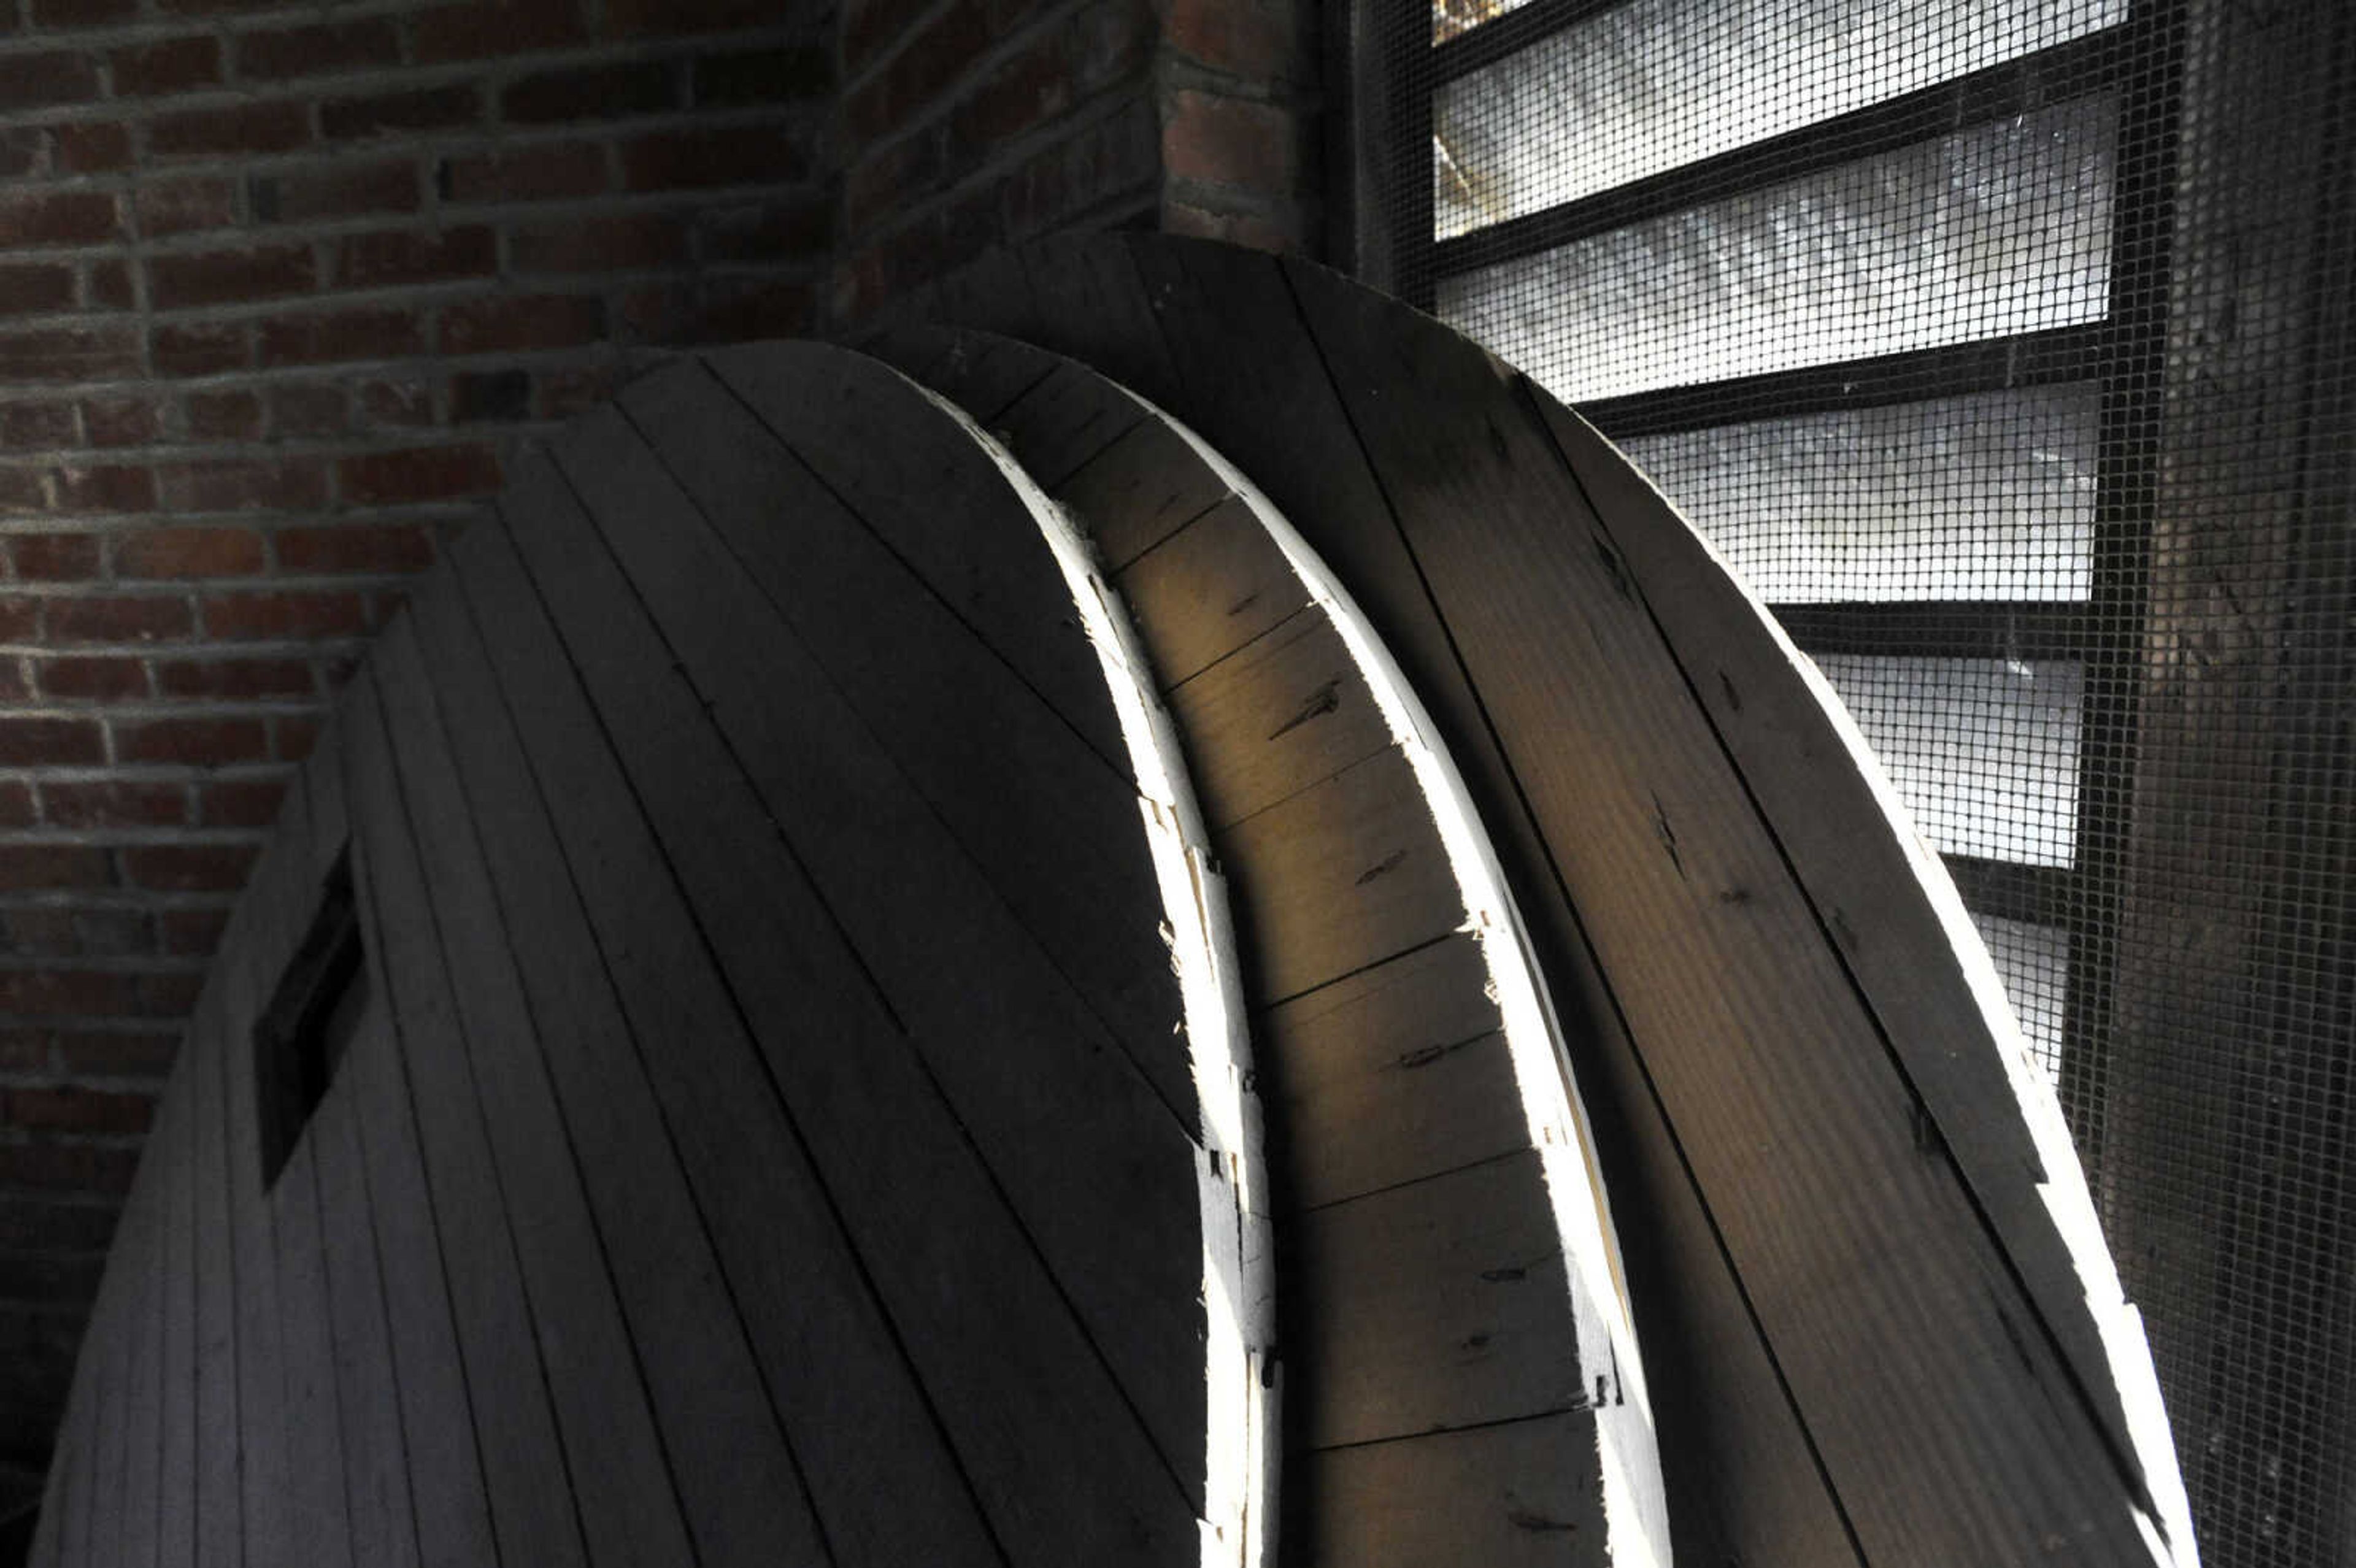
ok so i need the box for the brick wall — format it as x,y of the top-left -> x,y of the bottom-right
0,0 -> 1320,1493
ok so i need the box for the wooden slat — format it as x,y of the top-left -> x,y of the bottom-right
1059,416 -> 1234,571
311,1034 -> 421,1568
464,459 -> 1196,1562
1115,496 -> 1312,690
368,625 -> 708,1568
611,372 -> 1196,1127
1285,259 -> 2153,1560
273,1123 -> 356,1568
1163,610 -> 1392,832
706,343 -> 1133,780
427,511 -> 999,1568
1290,1410 -> 1605,1567
388,593 -> 830,1566
156,1035 -> 198,1568
1255,934 -> 1523,1213
337,672 -> 591,1568
945,232 -> 1860,1567
191,978 -> 242,1568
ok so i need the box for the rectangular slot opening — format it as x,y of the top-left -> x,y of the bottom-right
255,848 -> 368,1191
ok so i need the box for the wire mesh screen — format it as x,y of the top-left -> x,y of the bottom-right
1360,0 -> 2356,1561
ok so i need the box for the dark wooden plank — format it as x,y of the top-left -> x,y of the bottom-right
337,672 -> 591,1568
1164,610 -> 1392,831
610,374 -> 1196,1125
156,1032 -> 199,1568
1117,495 -> 1313,689
704,342 -> 1133,780
191,976 -> 242,1568
1285,252 -> 2158,1560
1257,934 -> 1524,1212
1058,416 -> 1235,571
425,517 -> 999,1568
311,1029 -> 422,1568
986,359 -> 1148,491
1015,233 -> 1185,399
274,1122 -> 356,1568
395,575 -> 847,1568
960,231 -> 1860,1567
374,612 -> 766,1568
866,324 -> 1060,424
1290,1150 -> 1586,1448
1219,747 -> 1462,1005
1290,1411 -> 1604,1568
464,464 -> 1196,1562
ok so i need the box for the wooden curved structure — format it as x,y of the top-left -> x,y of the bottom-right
30,234 -> 2195,1568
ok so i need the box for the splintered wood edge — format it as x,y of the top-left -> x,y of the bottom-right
877,356 -> 1279,1568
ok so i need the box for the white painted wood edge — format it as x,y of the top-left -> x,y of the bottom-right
893,369 -> 1280,1568
1558,407 -> 2201,1568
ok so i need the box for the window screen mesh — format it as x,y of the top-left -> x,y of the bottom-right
1363,0 -> 2356,1561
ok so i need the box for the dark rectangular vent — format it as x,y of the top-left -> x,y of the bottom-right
254,849 -> 368,1191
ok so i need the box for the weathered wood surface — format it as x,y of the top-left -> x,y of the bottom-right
31,339 -> 1238,1568
876,322 -> 1649,1567
903,235 -> 2193,1567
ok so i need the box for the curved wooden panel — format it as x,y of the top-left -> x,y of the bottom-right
869,322 -> 1668,1567
31,340 -> 1270,1568
902,235 -> 2198,1568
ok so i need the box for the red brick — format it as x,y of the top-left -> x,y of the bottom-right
622,125 -> 810,190
1161,89 -> 1299,193
842,0 -> 988,142
53,1029 -> 177,1079
694,275 -> 815,343
0,1142 -> 139,1196
0,598 -> 38,643
47,595 -> 193,644
439,142 -> 607,205
74,908 -> 159,961
337,444 -> 499,504
334,226 -> 496,289
138,970 -> 204,1017
414,0 -> 584,62
159,907 -> 231,956
203,590 -> 365,639
440,293 -> 602,354
275,713 -> 321,760
156,656 -> 310,699
0,133 -> 42,182
119,841 -> 260,890
0,266 -> 74,319
0,402 -> 75,452
0,783 -> 34,829
255,307 -> 424,367
511,212 -> 688,274
0,662 -> 29,703
268,382 -> 348,439
85,259 -> 134,311
7,1088 -> 152,1137
183,388 -> 264,442
604,0 -> 772,36
0,52 -> 100,110
502,60 -> 676,123
693,45 -> 831,107
37,656 -> 148,702
30,0 -> 136,25
277,523 -> 434,573
9,534 -> 99,581
115,717 -> 269,768
0,908 -> 77,958
52,122 -> 134,175
0,467 -> 44,510
110,36 -> 222,98
146,244 -> 317,310
1165,0 -> 1304,82
534,363 -> 619,419
234,18 -> 399,80
0,844 -> 110,889
0,713 -> 102,766
158,459 -> 329,515
320,85 -> 479,141
148,100 -> 310,160
200,775 -> 288,829
255,159 -> 420,224
0,191 -> 117,250
451,367 -> 531,422
0,1197 -> 120,1254
52,464 -> 155,515
698,194 -> 831,261
115,525 -> 267,577
40,780 -> 184,829
79,396 -> 163,449
151,321 -> 249,377
843,0 -> 943,79
356,375 -> 433,427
